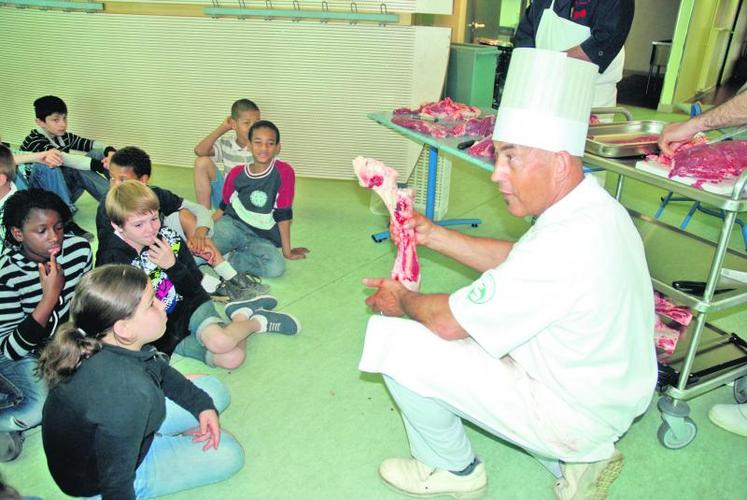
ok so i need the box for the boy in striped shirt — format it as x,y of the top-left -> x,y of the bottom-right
193,99 -> 260,210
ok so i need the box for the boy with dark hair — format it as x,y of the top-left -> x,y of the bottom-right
97,146 -> 268,300
20,95 -> 115,225
193,99 -> 260,209
212,120 -> 308,278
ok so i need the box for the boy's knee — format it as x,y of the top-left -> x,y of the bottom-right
194,156 -> 216,176
212,349 -> 246,371
190,376 -> 231,412
262,253 -> 286,279
215,432 -> 245,478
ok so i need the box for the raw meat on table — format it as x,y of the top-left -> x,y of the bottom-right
394,97 -> 481,121
654,292 -> 693,326
595,134 -> 659,145
468,136 -> 496,163
645,135 -> 707,167
391,114 -> 496,139
655,317 -> 681,359
353,156 -> 421,291
668,140 -> 747,188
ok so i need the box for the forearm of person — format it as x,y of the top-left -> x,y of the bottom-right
31,294 -> 58,328
13,152 -> 46,164
566,45 -> 592,63
194,127 -> 226,156
401,292 -> 468,341
161,366 -> 216,417
278,219 -> 293,254
61,152 -> 94,171
1,316 -> 50,360
180,199 -> 214,234
696,90 -> 747,132
426,227 -> 514,273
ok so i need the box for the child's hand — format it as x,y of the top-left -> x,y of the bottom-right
186,409 -> 221,451
220,116 -> 233,132
284,247 -> 310,260
147,237 -> 177,269
102,150 -> 115,171
39,150 -> 63,167
38,252 -> 65,300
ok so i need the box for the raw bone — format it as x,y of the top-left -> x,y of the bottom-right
353,156 -> 421,292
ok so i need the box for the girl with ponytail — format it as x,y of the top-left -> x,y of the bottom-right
39,264 -> 244,499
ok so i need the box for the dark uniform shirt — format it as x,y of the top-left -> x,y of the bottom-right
514,0 -> 635,73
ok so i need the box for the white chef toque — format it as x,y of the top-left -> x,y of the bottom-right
492,48 -> 598,157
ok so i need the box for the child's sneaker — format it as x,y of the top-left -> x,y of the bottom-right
224,295 -> 278,320
253,310 -> 301,335
216,273 -> 269,301
233,272 -> 271,295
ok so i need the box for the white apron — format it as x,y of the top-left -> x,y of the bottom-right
535,0 -> 624,108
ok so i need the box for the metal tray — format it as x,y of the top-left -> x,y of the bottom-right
585,120 -> 665,158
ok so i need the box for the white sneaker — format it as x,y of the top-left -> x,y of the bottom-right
708,403 -> 747,437
378,457 -> 487,499
554,449 -> 623,500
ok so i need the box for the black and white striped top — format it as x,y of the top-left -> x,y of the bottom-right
0,236 -> 92,360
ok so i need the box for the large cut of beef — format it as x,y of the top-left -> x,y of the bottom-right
394,97 -> 481,121
646,135 -> 708,167
468,136 -> 495,162
654,292 -> 692,326
668,140 -> 747,188
391,116 -> 451,138
353,156 -> 421,291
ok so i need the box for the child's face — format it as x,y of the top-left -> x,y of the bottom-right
233,110 -> 261,145
249,127 -> 280,165
109,163 -> 148,188
124,282 -> 167,345
36,113 -> 68,137
11,208 -> 64,263
117,210 -> 161,249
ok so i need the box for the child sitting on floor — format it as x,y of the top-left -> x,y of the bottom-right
96,181 -> 300,369
0,189 -> 92,462
213,120 -> 309,278
20,95 -> 117,240
194,99 -> 260,210
38,264 -> 244,499
97,146 -> 268,300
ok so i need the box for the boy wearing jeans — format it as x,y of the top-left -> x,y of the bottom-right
20,96 -> 114,217
213,120 -> 309,278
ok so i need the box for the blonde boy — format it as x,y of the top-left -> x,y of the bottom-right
96,181 -> 300,369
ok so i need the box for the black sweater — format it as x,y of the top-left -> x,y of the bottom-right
42,344 -> 215,499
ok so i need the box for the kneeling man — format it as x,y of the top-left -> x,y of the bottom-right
359,48 -> 657,500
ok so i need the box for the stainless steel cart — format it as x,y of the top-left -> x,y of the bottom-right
583,153 -> 747,449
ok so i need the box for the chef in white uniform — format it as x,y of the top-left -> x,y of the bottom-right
514,0 -> 634,108
359,48 -> 656,500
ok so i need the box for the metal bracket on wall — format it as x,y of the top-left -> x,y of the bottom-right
0,0 -> 103,12
204,0 -> 399,25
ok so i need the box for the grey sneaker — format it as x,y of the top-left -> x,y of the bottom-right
225,295 -> 278,320
253,310 -> 301,335
0,431 -> 24,462
216,273 -> 270,300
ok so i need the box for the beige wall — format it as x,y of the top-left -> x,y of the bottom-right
623,0 -> 680,74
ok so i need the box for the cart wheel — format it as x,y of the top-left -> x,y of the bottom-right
734,376 -> 747,404
657,418 -> 697,449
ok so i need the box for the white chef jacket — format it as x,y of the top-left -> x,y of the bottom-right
360,177 -> 656,461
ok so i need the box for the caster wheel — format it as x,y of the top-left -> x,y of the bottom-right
657,417 -> 697,449
735,376 -> 747,404
471,223 -> 479,227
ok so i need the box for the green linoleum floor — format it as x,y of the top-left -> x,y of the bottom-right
4,105 -> 747,499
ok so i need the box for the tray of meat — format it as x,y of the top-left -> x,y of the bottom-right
585,121 -> 665,158
636,138 -> 747,196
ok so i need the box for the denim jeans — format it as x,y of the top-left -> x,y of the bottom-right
87,376 -> 244,499
61,167 -> 109,203
212,216 -> 285,278
0,355 -> 47,432
28,163 -> 75,209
